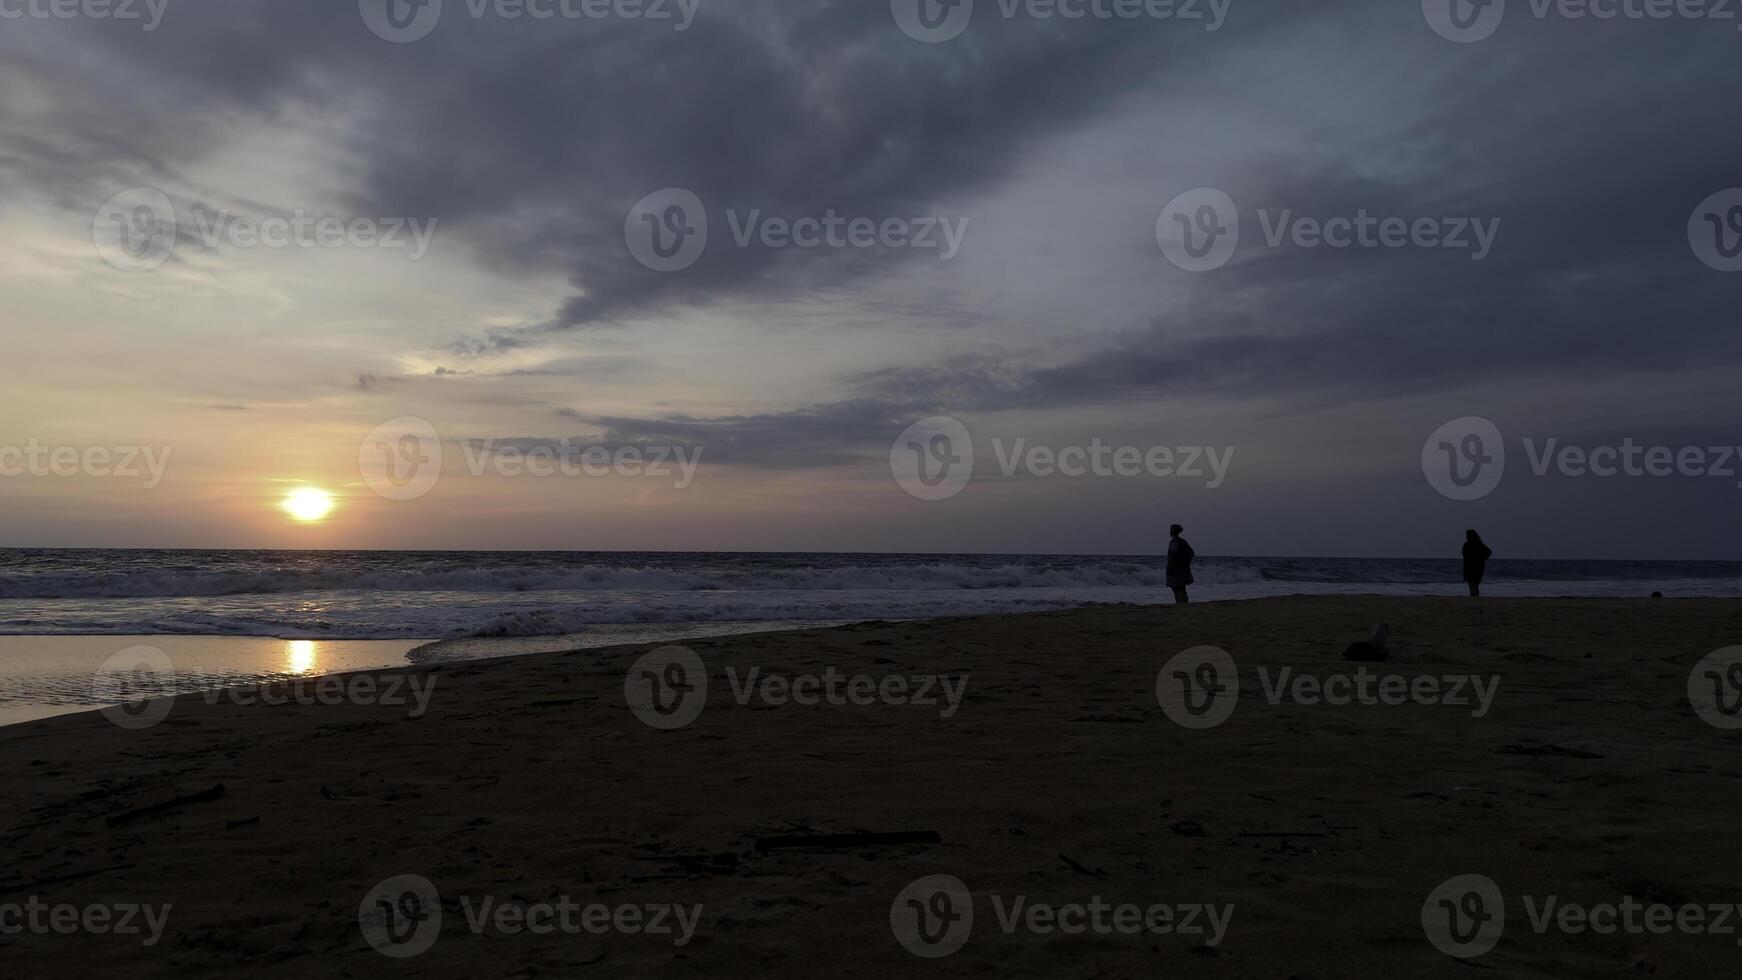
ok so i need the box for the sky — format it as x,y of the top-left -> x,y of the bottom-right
0,0 -> 1738,558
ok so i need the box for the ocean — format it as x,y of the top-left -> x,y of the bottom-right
2,548 -> 1739,640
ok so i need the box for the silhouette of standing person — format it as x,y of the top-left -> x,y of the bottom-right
1462,529 -> 1492,598
1167,524 -> 1195,604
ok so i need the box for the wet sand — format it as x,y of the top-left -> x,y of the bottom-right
2,597 -> 1740,977
0,636 -> 432,728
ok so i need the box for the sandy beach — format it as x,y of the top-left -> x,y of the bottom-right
3,596 -> 1741,977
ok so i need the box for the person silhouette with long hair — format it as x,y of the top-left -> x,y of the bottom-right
1167,524 -> 1195,604
1462,529 -> 1492,598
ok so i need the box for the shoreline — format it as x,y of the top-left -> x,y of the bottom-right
0,621 -> 866,730
0,593 -> 1727,731
4,595 -> 1740,976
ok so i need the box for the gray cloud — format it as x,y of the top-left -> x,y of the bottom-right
5,2 -> 1267,335
6,0 -> 1739,434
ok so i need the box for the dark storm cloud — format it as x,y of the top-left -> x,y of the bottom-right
6,0 -> 1739,426
966,15 -> 1742,408
4,0 -> 1249,338
417,34 -> 1742,473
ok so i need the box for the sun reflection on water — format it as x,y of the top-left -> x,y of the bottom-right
286,640 -> 318,675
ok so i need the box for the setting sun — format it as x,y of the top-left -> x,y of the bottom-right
281,487 -> 335,523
